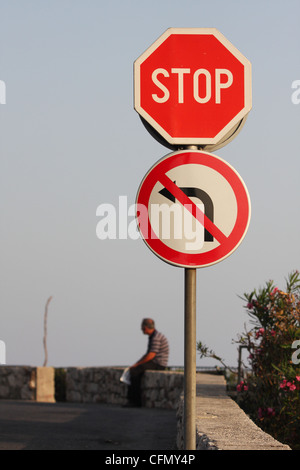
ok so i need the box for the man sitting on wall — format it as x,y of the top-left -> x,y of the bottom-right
127,318 -> 169,407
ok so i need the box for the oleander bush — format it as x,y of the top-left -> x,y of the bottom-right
198,271 -> 300,450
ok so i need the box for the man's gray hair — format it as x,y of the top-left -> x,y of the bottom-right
142,318 -> 155,329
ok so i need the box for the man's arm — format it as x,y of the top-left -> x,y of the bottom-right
130,351 -> 156,369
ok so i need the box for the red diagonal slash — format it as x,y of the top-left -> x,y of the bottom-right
158,173 -> 228,245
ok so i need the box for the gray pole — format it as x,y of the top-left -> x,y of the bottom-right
184,267 -> 197,450
183,145 -> 198,450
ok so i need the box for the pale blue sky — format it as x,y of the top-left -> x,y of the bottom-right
1,0 -> 299,368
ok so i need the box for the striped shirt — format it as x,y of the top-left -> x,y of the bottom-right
147,330 -> 169,367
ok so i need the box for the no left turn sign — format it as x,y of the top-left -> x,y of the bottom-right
136,150 -> 251,268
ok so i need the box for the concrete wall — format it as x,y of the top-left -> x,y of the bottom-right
176,373 -> 291,450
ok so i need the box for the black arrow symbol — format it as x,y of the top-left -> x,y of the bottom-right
159,181 -> 214,242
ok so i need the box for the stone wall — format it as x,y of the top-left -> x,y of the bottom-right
142,370 -> 184,409
0,366 -> 184,408
65,367 -> 128,405
0,366 -> 55,402
65,367 -> 184,409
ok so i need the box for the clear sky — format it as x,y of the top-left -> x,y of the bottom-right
1,0 -> 299,369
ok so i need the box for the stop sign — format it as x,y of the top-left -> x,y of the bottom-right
134,28 -> 252,150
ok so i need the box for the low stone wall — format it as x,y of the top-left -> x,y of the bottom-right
65,367 -> 184,409
142,370 -> 184,409
65,367 -> 128,405
0,366 -> 183,407
0,366 -> 55,402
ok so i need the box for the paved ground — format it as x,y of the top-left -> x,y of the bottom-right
0,400 -> 177,450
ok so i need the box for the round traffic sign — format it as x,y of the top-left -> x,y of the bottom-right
136,150 -> 251,268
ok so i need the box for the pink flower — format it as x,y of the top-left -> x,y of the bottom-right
247,302 -> 254,310
295,376 -> 300,382
237,382 -> 243,392
279,379 -> 287,389
256,328 -> 265,339
258,407 -> 276,419
279,379 -> 298,391
237,381 -> 248,392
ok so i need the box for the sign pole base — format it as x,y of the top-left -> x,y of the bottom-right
184,267 -> 196,450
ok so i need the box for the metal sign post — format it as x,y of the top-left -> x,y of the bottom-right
184,267 -> 197,449
183,144 -> 197,450
183,145 -> 197,450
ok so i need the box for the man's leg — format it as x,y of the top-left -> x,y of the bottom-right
127,361 -> 165,406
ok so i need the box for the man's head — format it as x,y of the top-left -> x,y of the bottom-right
141,318 -> 155,335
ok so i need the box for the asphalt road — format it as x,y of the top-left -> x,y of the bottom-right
0,400 -> 178,450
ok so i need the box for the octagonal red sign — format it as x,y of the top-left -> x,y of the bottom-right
134,28 -> 252,147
